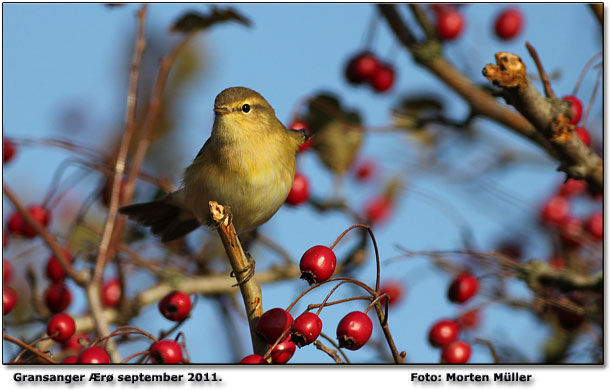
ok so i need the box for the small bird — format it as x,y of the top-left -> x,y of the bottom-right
119,87 -> 307,241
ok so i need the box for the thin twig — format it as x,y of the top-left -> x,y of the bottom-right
572,51 -> 603,96
525,42 -> 556,99
320,332 -> 350,363
314,340 -> 345,364
3,333 -> 57,364
88,4 -> 148,363
580,67 -> 602,128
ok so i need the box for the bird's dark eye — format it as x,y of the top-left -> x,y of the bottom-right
242,104 -> 251,113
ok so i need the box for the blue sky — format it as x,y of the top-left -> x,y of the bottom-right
2,4 -> 602,364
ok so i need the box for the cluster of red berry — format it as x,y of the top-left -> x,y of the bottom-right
427,273 -> 480,363
562,95 -> 591,146
344,52 -> 395,93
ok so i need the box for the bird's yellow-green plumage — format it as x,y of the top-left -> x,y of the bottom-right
120,87 -> 306,241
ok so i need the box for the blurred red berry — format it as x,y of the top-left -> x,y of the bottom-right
158,291 -> 191,321
3,230 -> 7,247
101,278 -> 122,307
458,309 -> 480,329
7,212 -> 24,234
380,280 -> 404,306
47,313 -> 76,342
45,249 -> 73,281
354,159 -> 377,182
365,196 -> 392,224
239,354 -> 267,364
558,179 -> 587,197
345,52 -> 380,85
289,120 -> 312,153
63,333 -> 90,353
271,336 -> 296,364
3,138 -> 16,163
286,173 -> 310,206
494,8 -> 523,40
370,63 -> 395,93
436,10 -> 464,40
441,340 -> 471,364
77,346 -> 110,364
3,286 -> 18,315
428,319 -> 461,347
149,340 -> 183,364
562,95 -> 582,125
290,312 -> 323,347
3,259 -> 12,283
299,245 -> 336,285
61,356 -> 78,364
549,256 -> 565,270
540,195 -> 570,225
45,282 -> 72,313
575,127 -> 591,146
584,212 -> 603,240
447,273 -> 479,304
256,308 -> 294,344
21,205 -> 51,238
558,216 -> 584,247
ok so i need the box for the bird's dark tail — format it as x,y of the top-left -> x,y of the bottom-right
119,194 -> 200,242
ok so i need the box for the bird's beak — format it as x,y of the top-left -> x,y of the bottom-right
214,106 -> 230,115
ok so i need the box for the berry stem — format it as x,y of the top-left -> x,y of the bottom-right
572,51 -> 602,97
121,350 -> 150,364
3,332 -> 57,364
328,224 -> 382,292
286,276 -> 376,313
307,296 -> 372,312
362,8 -> 380,51
580,67 -> 602,128
315,280 -> 354,316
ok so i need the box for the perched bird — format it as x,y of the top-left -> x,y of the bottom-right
120,87 -> 307,242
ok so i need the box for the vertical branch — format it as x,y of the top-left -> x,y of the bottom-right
525,42 -> 556,98
87,4 -> 148,363
209,201 -> 267,356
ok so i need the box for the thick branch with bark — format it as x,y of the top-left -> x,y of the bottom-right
482,51 -> 603,192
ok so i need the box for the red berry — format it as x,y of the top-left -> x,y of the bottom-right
3,138 -> 16,163
345,52 -> 380,85
562,95 -> 583,125
336,311 -> 373,351
77,346 -> 111,364
299,245 -> 336,285
290,312 -> 323,347
63,333 -> 90,353
22,205 -> 51,238
271,336 -> 296,364
575,127 -> 591,146
3,285 -> 18,315
540,195 -> 570,225
549,256 -> 565,270
47,313 -> 76,342
380,280 -> 404,306
558,216 -> 584,247
428,319 -> 461,347
354,159 -> 376,182
3,230 -> 7,247
558,179 -> 587,197
7,212 -> 23,234
365,196 -> 392,224
256,308 -> 294,344
239,354 -> 267,364
286,173 -> 310,206
441,340 -> 471,364
158,291 -> 191,321
44,282 -> 72,313
436,10 -> 464,41
149,340 -> 183,364
494,8 -> 523,40
370,63 -> 395,93
61,356 -> 78,364
584,212 -> 603,240
289,120 -> 312,153
45,249 -> 73,281
101,278 -> 121,307
447,273 -> 479,304
3,259 -> 12,283
458,309 -> 480,329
